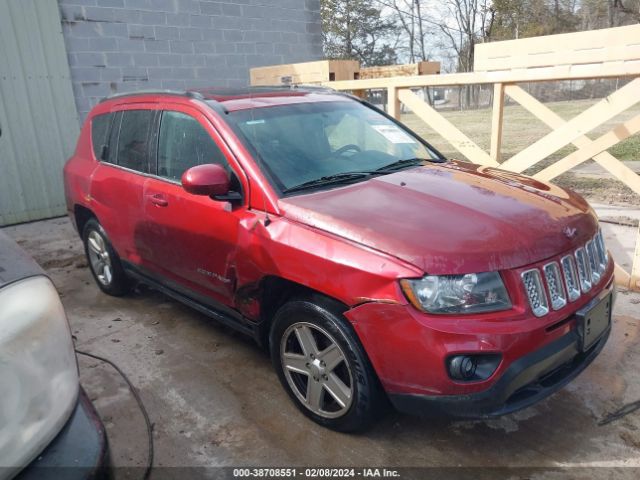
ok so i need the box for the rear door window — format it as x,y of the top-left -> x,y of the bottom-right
90,113 -> 113,161
116,110 -> 154,173
157,111 -> 229,182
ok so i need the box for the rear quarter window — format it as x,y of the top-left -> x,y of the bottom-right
90,113 -> 112,161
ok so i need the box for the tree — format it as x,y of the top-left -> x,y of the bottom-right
491,0 -> 580,40
388,1 -> 432,63
427,0 -> 494,107
579,0 -> 640,29
321,0 -> 399,66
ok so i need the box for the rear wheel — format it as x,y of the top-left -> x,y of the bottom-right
270,299 -> 383,432
83,219 -> 131,296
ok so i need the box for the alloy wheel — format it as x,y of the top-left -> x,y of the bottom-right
280,322 -> 354,418
87,230 -> 113,286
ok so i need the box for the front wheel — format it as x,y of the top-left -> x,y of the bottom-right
82,218 -> 131,296
270,299 -> 384,432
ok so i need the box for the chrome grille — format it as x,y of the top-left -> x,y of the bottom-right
521,269 -> 549,317
585,240 -> 601,284
543,262 -> 567,310
521,232 -> 608,316
595,230 -> 608,273
560,255 -> 581,302
575,247 -> 592,293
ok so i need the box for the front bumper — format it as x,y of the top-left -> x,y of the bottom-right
346,262 -> 615,418
17,387 -> 110,480
389,322 -> 610,418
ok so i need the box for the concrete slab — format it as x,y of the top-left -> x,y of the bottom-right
573,161 -> 640,179
3,217 -> 640,477
593,203 -> 640,223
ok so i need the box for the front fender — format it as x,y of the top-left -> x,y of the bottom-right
233,215 -> 420,314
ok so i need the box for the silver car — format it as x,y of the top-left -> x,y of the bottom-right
0,231 -> 109,479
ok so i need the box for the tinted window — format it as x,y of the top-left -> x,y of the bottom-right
91,113 -> 112,161
157,111 -> 228,181
106,112 -> 122,165
116,110 -> 153,173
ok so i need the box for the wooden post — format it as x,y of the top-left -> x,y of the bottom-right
490,83 -> 505,163
388,86 -> 401,120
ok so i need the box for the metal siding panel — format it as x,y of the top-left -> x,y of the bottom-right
0,0 -> 79,226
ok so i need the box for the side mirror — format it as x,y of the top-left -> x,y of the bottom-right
181,164 -> 230,197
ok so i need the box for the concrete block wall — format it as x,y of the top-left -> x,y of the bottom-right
58,0 -> 323,120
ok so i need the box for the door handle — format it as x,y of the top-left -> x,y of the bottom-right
148,194 -> 168,207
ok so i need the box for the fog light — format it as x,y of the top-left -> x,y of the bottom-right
447,354 -> 501,382
449,355 -> 477,380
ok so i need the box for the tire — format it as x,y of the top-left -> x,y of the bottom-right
82,218 -> 132,296
270,298 -> 384,432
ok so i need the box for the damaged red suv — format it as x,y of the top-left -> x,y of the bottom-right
64,87 -> 614,432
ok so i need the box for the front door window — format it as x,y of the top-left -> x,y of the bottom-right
157,111 -> 229,181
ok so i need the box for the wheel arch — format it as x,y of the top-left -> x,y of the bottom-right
256,275 -> 349,350
74,204 -> 97,238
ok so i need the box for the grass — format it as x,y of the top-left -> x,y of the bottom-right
609,135 -> 640,161
399,98 -> 640,205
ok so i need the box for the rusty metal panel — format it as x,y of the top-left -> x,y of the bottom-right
0,0 -> 79,226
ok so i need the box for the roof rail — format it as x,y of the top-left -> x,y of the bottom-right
289,84 -> 336,92
247,84 -> 336,93
99,89 -> 205,103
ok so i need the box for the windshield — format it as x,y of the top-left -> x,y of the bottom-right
224,100 -> 443,194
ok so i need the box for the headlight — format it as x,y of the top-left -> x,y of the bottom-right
0,276 -> 79,474
400,272 -> 511,314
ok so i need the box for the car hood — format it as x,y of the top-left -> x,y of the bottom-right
279,161 -> 598,274
0,230 -> 45,289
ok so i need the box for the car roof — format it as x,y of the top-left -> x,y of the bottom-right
99,86 -> 355,112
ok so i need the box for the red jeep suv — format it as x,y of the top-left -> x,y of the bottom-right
64,87 -> 614,432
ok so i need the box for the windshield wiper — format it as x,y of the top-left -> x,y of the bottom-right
282,172 -> 378,194
375,158 -> 426,172
282,160 -> 429,195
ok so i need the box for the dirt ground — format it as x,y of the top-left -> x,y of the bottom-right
3,213 -> 640,479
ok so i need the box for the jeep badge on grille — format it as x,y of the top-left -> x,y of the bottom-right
563,226 -> 578,239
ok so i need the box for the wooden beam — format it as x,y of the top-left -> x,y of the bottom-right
323,62 -> 640,91
505,85 -> 640,197
533,114 -> 640,181
615,262 -> 632,289
397,89 -> 497,166
499,78 -> 640,173
387,86 -> 401,120
490,83 -> 506,163
251,60 -> 359,86
475,25 -> 640,72
360,61 -> 441,79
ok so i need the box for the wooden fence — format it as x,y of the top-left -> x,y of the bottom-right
322,24 -> 640,292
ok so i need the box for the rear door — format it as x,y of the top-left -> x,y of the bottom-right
138,104 -> 247,306
89,106 -> 157,263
